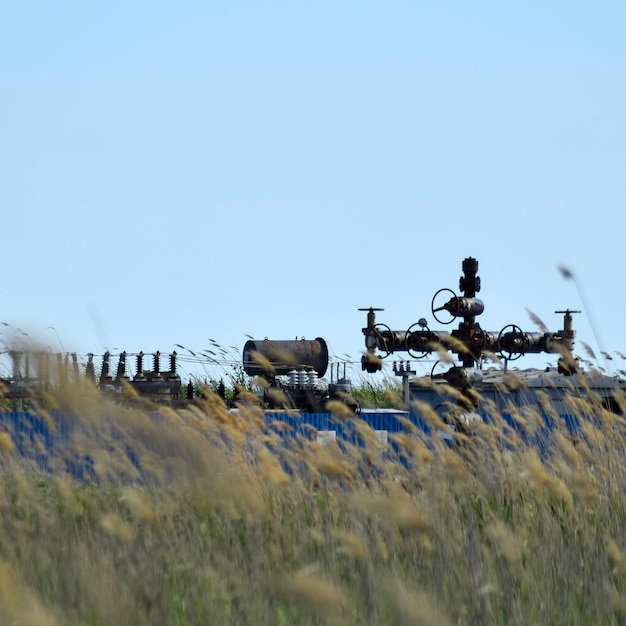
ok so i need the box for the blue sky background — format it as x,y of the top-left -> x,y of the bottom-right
1,1 -> 625,384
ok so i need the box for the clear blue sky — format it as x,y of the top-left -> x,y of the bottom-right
1,1 -> 625,383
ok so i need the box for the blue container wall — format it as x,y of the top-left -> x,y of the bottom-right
0,408 -> 585,481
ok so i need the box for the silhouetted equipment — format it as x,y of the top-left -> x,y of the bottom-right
361,256 -> 579,375
242,338 -> 329,377
1,349 -> 181,400
3,255 -> 624,419
242,337 -> 356,412
359,256 -> 626,425
119,350 -> 181,397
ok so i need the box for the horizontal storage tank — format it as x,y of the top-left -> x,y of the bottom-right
243,338 -> 329,377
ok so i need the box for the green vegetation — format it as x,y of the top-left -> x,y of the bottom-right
0,374 -> 626,625
348,377 -> 404,410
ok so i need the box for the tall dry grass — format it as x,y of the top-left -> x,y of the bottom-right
1,371 -> 626,625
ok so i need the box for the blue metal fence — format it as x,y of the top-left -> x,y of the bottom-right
0,407 -> 588,481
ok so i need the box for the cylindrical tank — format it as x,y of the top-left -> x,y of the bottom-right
242,338 -> 329,377
444,297 -> 484,317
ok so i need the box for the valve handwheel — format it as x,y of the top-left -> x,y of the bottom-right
497,324 -> 526,361
368,323 -> 395,358
431,288 -> 457,325
405,322 -> 429,359
430,359 -> 448,380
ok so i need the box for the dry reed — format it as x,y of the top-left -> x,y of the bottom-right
0,363 -> 625,625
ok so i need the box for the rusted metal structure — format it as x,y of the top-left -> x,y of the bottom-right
242,337 -> 356,412
361,256 -> 578,377
1,349 -> 182,401
242,338 -> 329,378
360,256 -> 625,422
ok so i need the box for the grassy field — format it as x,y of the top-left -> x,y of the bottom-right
1,376 -> 626,625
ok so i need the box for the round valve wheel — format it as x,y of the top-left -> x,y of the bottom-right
366,323 -> 395,358
497,324 -> 527,361
405,322 -> 429,359
431,288 -> 457,325
430,359 -> 448,380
